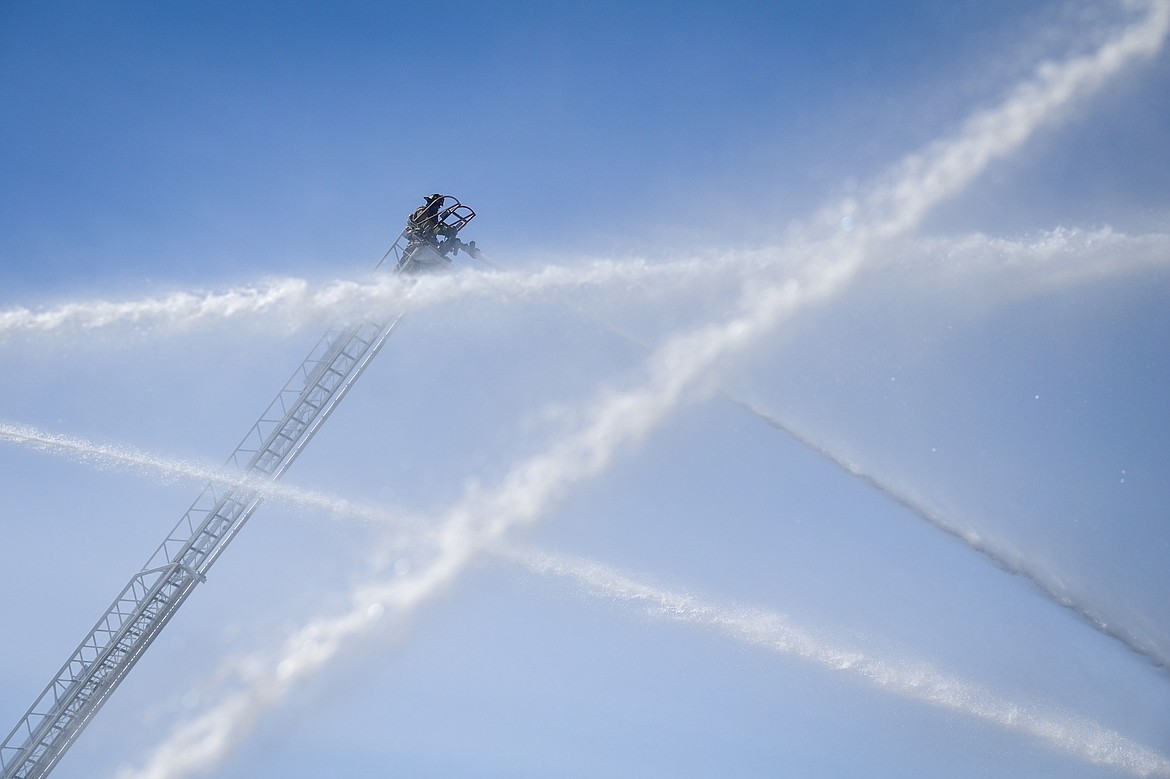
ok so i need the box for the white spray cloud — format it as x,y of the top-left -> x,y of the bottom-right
2,229 -> 1166,347
0,255 -> 727,342
908,227 -> 1170,286
869,227 -> 1170,316
0,278 -> 315,337
0,421 -> 410,530
10,411 -> 1164,775
10,304 -> 1168,678
852,0 -> 1170,239
505,547 -> 1170,777
109,4 -> 1170,777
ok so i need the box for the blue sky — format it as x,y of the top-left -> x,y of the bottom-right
2,2 -> 1169,778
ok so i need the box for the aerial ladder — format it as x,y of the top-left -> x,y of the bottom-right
0,196 -> 480,779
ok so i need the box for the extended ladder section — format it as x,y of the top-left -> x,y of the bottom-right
0,304 -> 406,779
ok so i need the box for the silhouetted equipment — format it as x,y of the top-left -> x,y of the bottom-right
378,193 -> 481,274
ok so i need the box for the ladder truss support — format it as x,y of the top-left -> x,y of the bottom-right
0,313 -> 404,779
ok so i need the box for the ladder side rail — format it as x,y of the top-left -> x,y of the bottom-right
11,484 -> 264,779
194,317 -> 402,575
199,315 -> 404,575
219,328 -> 340,473
1,331 -> 343,772
30,320 -> 388,719
0,567 -> 170,759
242,328 -> 368,475
0,562 -> 192,779
1,316 -> 402,779
3,236 -> 424,778
374,230 -> 409,271
141,323 -> 368,574
7,566 -> 205,779
1,496 -> 256,779
223,319 -> 379,479
28,557 -> 213,779
224,318 -> 385,483
141,486 -> 254,588
1,373 -> 324,777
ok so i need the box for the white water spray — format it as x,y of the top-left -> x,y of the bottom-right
5,226 -> 1165,347
0,255 -> 726,342
507,547 -> 1170,777
10,327 -> 1168,677
110,4 -> 1170,777
730,398 -> 1170,671
0,421 -> 409,530
9,415 -> 1163,775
